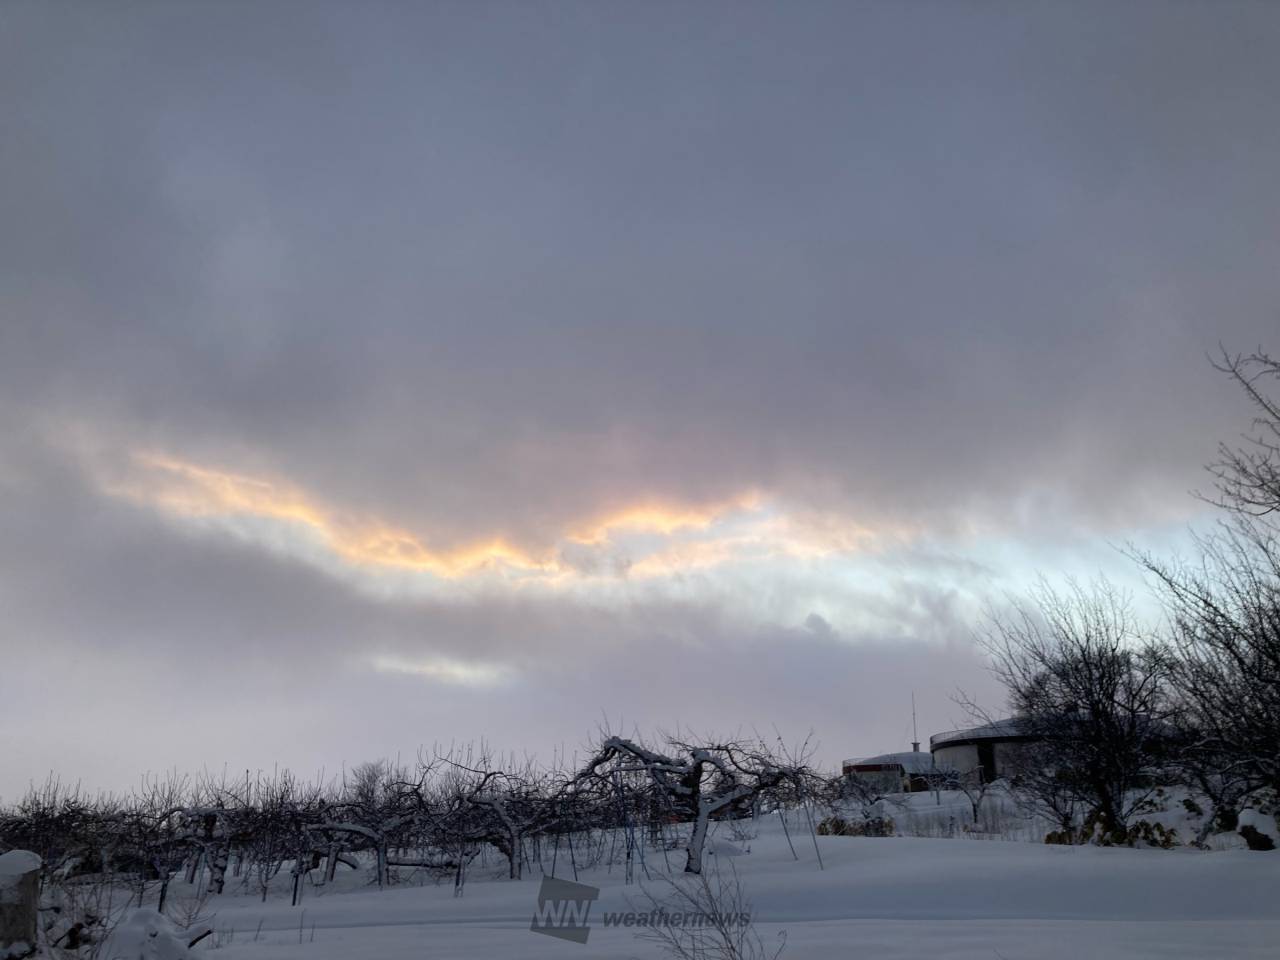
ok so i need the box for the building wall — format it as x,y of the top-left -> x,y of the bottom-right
932,743 -> 980,775
933,739 -> 1029,781
993,740 -> 1028,778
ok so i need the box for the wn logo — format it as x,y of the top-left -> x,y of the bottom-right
529,876 -> 600,944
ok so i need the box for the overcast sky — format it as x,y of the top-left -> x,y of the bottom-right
2,1 -> 1278,799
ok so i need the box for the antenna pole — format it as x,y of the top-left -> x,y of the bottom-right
911,691 -> 920,753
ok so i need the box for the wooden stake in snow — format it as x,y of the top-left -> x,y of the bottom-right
802,798 -> 825,871
778,808 -> 798,860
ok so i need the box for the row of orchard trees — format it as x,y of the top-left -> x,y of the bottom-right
975,349 -> 1280,845
0,733 -> 822,918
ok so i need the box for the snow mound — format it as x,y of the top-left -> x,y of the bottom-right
0,851 -> 40,907
99,909 -> 195,960
0,852 -> 40,885
706,839 -> 747,857
1238,807 -> 1279,847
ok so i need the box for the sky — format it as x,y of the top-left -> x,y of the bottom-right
2,1 -> 1278,800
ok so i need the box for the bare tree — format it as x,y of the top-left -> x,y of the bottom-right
1203,348 -> 1280,519
122,773 -> 191,911
239,770 -> 319,903
931,766 -> 996,827
1137,533 -> 1280,819
980,578 -> 1173,837
318,759 -> 418,889
1130,347 -> 1280,830
822,771 -> 904,825
0,777 -> 99,886
434,747 -> 565,881
579,735 -> 807,875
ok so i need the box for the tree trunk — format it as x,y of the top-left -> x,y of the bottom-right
685,809 -> 710,874
210,847 -> 228,894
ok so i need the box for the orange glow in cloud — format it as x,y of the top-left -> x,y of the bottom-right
624,512 -> 889,580
566,492 -> 763,545
98,451 -> 886,585
108,454 -> 551,578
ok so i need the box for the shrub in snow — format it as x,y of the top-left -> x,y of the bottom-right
1215,806 -> 1240,832
1043,815 -> 1179,848
1238,825 -> 1275,851
1126,820 -> 1179,849
635,862 -> 784,960
816,815 -> 894,838
1237,809 -> 1278,851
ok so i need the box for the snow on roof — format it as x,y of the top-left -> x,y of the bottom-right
844,751 -> 936,775
929,718 -> 1026,748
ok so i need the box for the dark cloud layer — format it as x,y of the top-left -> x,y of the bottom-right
1,2 -> 1278,794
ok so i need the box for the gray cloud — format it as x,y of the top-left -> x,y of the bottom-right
1,1 -> 1277,794
0,432 -> 1002,797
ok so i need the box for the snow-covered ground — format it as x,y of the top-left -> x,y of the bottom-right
175,802 -> 1278,960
